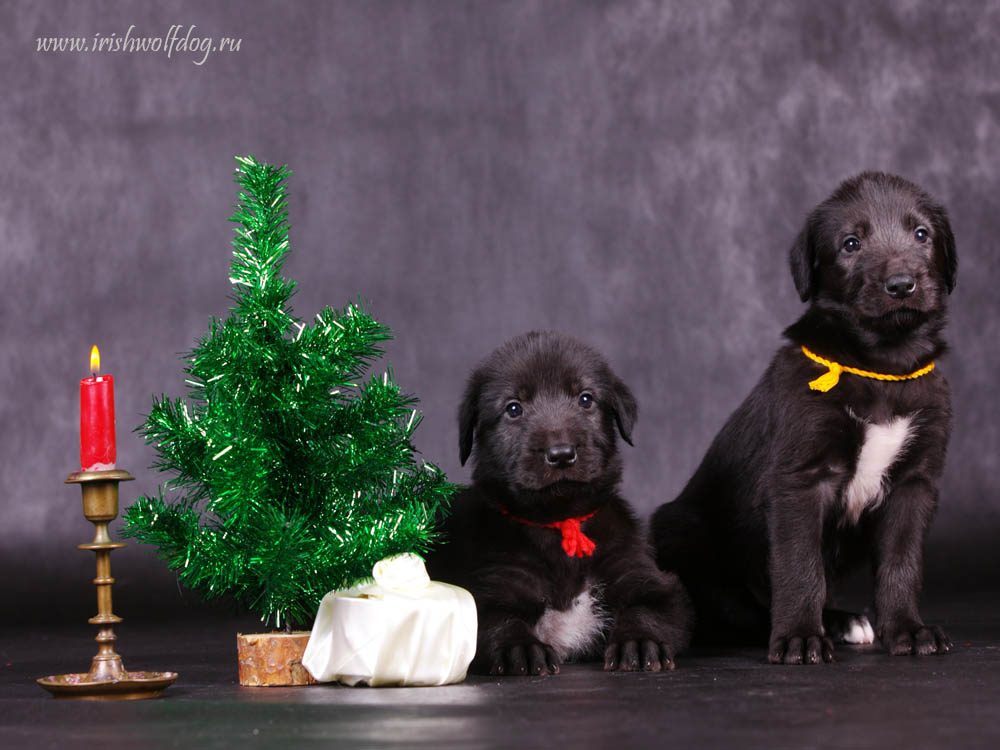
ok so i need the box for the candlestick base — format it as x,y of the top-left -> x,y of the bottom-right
36,670 -> 179,701
37,469 -> 178,700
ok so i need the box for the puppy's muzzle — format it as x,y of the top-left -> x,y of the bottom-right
884,274 -> 917,299
545,444 -> 577,468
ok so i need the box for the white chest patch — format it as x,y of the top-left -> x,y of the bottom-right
533,588 -> 609,662
843,414 -> 915,525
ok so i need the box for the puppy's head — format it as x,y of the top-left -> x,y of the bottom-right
790,172 -> 957,336
458,331 -> 637,495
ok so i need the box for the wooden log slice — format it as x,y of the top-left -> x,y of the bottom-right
236,632 -> 317,687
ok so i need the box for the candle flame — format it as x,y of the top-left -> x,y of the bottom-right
90,345 -> 100,376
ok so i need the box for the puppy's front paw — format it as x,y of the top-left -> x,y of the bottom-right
880,623 -> 952,656
768,631 -> 835,665
603,640 -> 675,672
486,642 -> 561,676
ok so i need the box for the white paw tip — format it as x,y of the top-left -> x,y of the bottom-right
843,615 -> 875,645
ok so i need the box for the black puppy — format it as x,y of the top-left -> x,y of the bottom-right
652,172 -> 956,664
428,331 -> 691,675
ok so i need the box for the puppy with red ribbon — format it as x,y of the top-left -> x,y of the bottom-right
428,331 -> 691,675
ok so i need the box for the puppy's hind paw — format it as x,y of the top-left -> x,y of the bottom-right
824,609 -> 875,645
768,632 -> 835,665
487,642 -> 561,676
881,623 -> 952,656
604,640 -> 675,672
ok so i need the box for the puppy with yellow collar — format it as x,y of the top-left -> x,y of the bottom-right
653,172 -> 956,664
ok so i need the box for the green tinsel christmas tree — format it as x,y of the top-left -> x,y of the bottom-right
123,155 -> 454,630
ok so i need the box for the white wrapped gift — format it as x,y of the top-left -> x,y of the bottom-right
302,553 -> 477,686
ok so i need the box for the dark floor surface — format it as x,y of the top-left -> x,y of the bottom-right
4,592 -> 999,750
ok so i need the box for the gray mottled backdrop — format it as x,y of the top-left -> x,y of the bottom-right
2,0 -> 998,623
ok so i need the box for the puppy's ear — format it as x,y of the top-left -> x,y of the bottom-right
789,215 -> 820,302
929,203 -> 957,293
458,371 -> 484,466
609,375 -> 638,446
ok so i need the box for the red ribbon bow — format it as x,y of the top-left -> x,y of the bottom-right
499,507 -> 598,558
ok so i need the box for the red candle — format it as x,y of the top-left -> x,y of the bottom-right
80,345 -> 116,471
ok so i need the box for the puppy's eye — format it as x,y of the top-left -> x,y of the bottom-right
505,401 -> 523,418
842,235 -> 861,253
915,226 -> 929,243
578,393 -> 594,409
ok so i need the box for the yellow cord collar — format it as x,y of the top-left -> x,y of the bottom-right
801,346 -> 935,392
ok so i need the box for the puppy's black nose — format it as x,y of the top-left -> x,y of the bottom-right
545,444 -> 577,468
884,274 -> 917,299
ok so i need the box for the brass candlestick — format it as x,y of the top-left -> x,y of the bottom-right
37,469 -> 178,700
